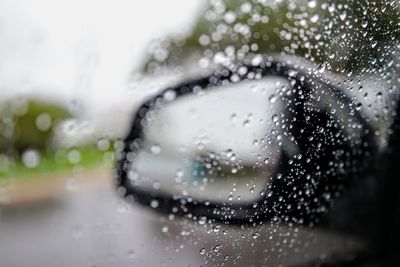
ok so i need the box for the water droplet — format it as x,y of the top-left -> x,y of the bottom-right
66,177 -> 79,192
153,181 -> 161,190
308,0 -> 317,8
200,248 -> 206,255
251,54 -> 263,66
163,90 -> 176,101
176,169 -> 184,177
361,21 -> 368,28
241,2 -> 252,13
67,149 -> 81,164
97,138 -> 110,151
339,11 -> 347,21
161,226 -> 169,233
199,34 -> 210,46
151,145 -> 161,155
198,216 -> 207,225
328,3 -> 336,13
310,14 -> 319,23
252,232 -> 261,239
150,200 -> 159,208
318,62 -> 327,73
35,113 -> 52,131
21,149 -> 41,168
224,11 -> 236,24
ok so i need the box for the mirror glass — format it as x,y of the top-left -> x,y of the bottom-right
127,77 -> 293,203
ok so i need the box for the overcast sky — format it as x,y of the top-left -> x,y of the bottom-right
0,0 -> 204,115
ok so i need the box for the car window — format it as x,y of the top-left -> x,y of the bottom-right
1,1 -> 399,266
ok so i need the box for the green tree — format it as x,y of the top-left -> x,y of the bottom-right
144,0 -> 399,74
0,99 -> 71,156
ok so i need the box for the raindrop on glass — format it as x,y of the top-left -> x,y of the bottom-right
150,199 -> 159,208
151,145 -> 162,155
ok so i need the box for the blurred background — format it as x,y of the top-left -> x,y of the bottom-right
0,0 -> 203,203
0,0 -> 398,266
0,1 -> 211,266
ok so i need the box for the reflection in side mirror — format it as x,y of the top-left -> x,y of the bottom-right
117,61 -> 375,224
130,77 -> 289,203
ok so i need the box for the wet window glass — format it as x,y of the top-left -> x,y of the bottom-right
1,0 -> 399,266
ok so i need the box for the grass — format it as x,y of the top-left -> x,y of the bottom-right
0,145 -> 114,183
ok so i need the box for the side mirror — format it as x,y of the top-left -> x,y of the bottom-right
116,59 -> 375,225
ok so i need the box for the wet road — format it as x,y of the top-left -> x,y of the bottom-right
0,171 -> 364,267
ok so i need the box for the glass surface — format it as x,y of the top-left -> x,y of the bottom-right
0,0 -> 399,266
129,77 -> 289,203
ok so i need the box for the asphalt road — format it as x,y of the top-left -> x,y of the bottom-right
0,170 -> 365,267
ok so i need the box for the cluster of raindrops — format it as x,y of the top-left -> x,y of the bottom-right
120,0 -> 400,266
144,0 -> 399,80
